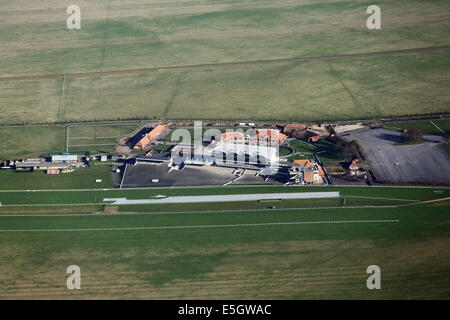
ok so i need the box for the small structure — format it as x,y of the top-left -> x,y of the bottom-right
284,124 -> 307,134
333,124 -> 366,135
289,159 -> 325,185
51,155 -> 78,164
15,155 -> 83,172
15,160 -> 69,171
349,160 -> 363,176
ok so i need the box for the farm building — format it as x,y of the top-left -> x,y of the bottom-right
134,124 -> 166,150
15,160 -> 69,171
219,129 -> 287,146
15,154 -> 84,171
254,129 -> 288,145
219,131 -> 245,143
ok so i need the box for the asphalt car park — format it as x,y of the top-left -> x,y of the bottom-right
119,163 -> 272,188
342,128 -> 450,185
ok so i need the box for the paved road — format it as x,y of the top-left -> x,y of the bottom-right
343,128 -> 450,184
1,45 -> 449,82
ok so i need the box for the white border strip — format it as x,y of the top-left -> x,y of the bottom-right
344,195 -> 419,202
429,120 -> 445,134
119,164 -> 128,190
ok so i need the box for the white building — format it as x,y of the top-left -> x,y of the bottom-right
171,141 -> 279,168
51,155 -> 78,163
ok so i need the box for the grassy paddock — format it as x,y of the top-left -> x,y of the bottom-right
0,123 -> 141,159
67,123 -> 139,153
0,0 -> 449,124
0,196 -> 407,215
0,126 -> 66,159
384,119 -> 450,136
0,200 -> 448,299
0,184 -> 447,207
0,165 -> 113,190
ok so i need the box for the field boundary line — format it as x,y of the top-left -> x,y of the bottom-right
0,184 -> 448,193
0,219 -> 400,232
68,143 -> 116,147
0,205 -> 398,217
1,45 -> 449,82
67,121 -> 141,127
429,120 -> 445,134
119,164 -> 128,189
0,203 -> 104,207
344,195 -> 419,202
57,74 -> 66,126
397,196 -> 450,207
69,136 -> 120,139
65,125 -> 69,152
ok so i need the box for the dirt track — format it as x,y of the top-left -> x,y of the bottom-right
1,45 -> 449,82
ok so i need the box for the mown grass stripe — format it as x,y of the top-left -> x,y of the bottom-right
0,219 -> 399,232
0,205 -> 398,217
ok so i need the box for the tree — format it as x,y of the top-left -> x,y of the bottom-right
334,139 -> 360,158
401,129 -> 423,142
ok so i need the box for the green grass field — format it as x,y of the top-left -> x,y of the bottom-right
0,165 -> 113,190
288,139 -> 347,163
316,151 -> 347,163
0,122 -> 141,159
289,139 -> 318,153
1,0 -> 449,124
0,185 -> 448,299
384,118 -> 450,136
0,126 -> 66,159
1,0 -> 450,300
66,122 -> 139,153
0,184 -> 447,211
